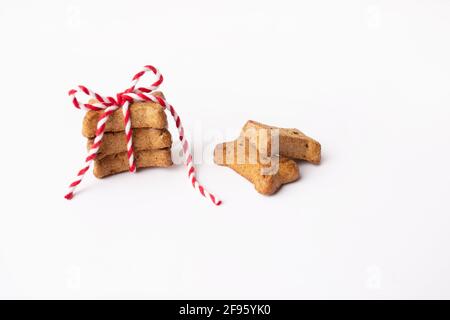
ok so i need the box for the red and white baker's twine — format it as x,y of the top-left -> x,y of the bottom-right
65,65 -> 222,206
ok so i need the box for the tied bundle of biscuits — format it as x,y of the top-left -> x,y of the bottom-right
82,92 -> 173,178
214,120 -> 321,195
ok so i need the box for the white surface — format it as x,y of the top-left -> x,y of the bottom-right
0,0 -> 449,299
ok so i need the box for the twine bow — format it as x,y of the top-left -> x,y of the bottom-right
65,65 -> 222,206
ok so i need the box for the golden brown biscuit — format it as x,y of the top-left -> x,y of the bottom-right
82,91 -> 168,138
93,148 -> 172,178
214,138 -> 299,195
87,128 -> 172,160
241,120 -> 321,164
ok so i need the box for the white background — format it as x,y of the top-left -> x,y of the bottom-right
0,0 -> 449,299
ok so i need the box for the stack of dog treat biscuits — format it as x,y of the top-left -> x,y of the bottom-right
83,91 -> 173,178
214,120 -> 321,195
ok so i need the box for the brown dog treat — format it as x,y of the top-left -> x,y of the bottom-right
82,91 -> 168,138
93,148 -> 172,178
241,120 -> 321,164
87,128 -> 172,160
214,138 -> 299,195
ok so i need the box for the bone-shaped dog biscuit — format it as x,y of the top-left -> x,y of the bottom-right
87,128 -> 172,160
214,138 -> 299,195
93,148 -> 172,178
82,91 -> 168,138
241,120 -> 321,164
